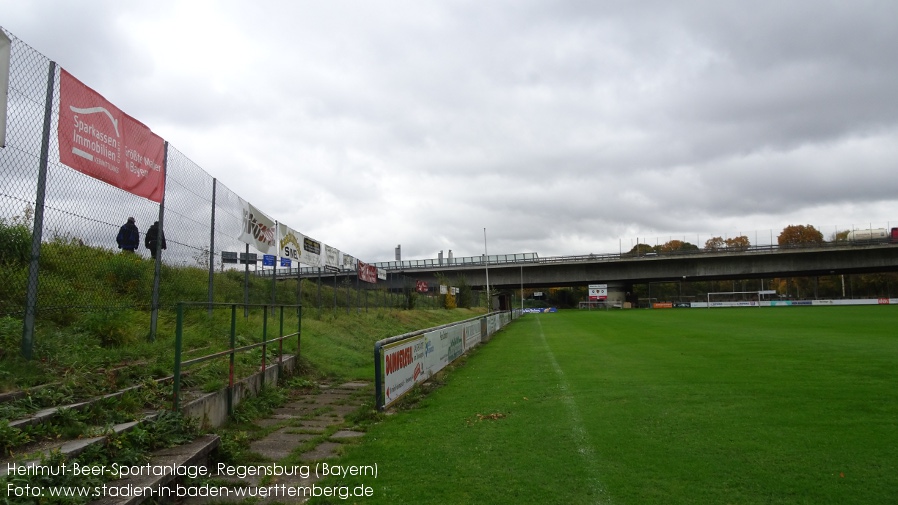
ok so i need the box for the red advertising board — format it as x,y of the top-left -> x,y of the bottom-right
57,69 -> 166,202
416,280 -> 428,293
357,260 -> 377,284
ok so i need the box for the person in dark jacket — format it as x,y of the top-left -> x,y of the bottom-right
116,217 -> 139,253
145,221 -> 167,259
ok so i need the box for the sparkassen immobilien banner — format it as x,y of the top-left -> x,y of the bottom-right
57,69 -> 166,202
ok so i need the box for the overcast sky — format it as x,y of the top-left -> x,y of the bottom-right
3,0 -> 897,262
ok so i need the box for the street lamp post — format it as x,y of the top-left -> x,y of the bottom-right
484,228 -> 490,313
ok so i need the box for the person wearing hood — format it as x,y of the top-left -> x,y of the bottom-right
116,217 -> 139,253
145,220 -> 167,259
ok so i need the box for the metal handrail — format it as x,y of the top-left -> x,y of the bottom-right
172,302 -> 302,414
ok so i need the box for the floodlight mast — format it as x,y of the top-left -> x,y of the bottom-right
484,228 -> 490,313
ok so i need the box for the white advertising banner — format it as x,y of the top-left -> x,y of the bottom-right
694,298 -> 898,308
0,30 -> 10,148
382,318 -> 487,408
377,267 -> 387,281
278,223 -> 302,264
487,313 -> 501,337
298,234 -> 323,267
342,253 -> 357,270
588,284 -> 608,301
463,319 -> 482,352
382,336 -> 426,407
238,199 -> 276,255
324,244 -> 341,270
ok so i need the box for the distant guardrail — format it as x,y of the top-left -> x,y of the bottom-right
257,239 -> 898,279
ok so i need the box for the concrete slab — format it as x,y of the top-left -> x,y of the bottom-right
250,430 -> 317,460
92,434 -> 219,505
330,430 -> 365,440
299,442 -> 343,461
339,381 -> 371,389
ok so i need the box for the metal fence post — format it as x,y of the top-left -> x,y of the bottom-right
208,178 -> 217,315
297,304 -> 302,364
21,60 -> 56,360
228,304 -> 236,416
172,302 -> 184,411
261,305 -> 268,389
278,306 -> 284,370
374,343 -> 383,411
244,243 -> 250,318
149,141 -> 169,342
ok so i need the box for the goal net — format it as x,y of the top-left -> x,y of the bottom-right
706,290 -> 777,307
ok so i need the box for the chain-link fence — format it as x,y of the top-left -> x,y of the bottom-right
1,27 -> 448,358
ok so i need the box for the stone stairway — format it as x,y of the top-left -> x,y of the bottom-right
174,381 -> 372,504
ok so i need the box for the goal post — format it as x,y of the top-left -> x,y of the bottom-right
578,300 -> 617,310
706,290 -> 777,308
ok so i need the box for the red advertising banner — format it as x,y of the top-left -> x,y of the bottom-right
416,280 -> 428,293
358,260 -> 377,284
57,69 -> 166,202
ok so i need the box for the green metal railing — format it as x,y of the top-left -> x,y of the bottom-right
172,302 -> 302,415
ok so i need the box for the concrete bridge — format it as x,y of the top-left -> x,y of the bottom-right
281,243 -> 898,296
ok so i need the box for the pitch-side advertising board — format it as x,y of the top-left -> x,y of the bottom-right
381,319 -> 482,408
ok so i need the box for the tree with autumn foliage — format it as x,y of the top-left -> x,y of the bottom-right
704,237 -> 725,251
660,240 -> 699,253
725,235 -> 751,250
625,243 -> 656,256
704,235 -> 750,251
778,224 -> 824,247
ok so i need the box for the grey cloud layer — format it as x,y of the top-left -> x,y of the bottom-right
2,0 -> 896,260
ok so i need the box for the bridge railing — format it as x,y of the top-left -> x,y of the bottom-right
370,239 -> 897,272
255,237 -> 897,279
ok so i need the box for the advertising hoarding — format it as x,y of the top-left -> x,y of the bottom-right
588,284 -> 608,301
358,260 -> 377,283
0,30 -> 9,148
57,69 -> 166,202
238,199 -> 276,254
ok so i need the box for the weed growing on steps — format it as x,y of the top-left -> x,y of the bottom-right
0,411 -> 199,504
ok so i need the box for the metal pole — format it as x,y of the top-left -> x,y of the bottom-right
297,265 -> 302,307
172,303 -> 184,411
484,228 -> 490,312
21,61 -> 57,359
261,305 -> 268,389
228,304 -> 236,416
271,258 -> 276,313
278,306 -> 284,370
374,343 -> 383,411
271,221 -> 278,314
149,142 -> 169,342
244,243 -> 250,318
208,178 -> 217,314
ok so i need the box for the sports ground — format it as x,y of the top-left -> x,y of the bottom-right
313,306 -> 898,504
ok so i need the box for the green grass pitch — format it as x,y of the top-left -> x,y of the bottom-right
311,307 -> 898,504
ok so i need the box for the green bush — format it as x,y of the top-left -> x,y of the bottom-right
0,218 -> 31,265
75,310 -> 143,347
100,253 -> 152,300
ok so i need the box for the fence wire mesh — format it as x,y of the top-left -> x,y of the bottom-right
1,27 -> 432,350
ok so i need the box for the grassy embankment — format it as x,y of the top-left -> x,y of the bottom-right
0,219 -> 481,407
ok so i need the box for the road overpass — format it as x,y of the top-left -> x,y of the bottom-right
281,243 -> 898,293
